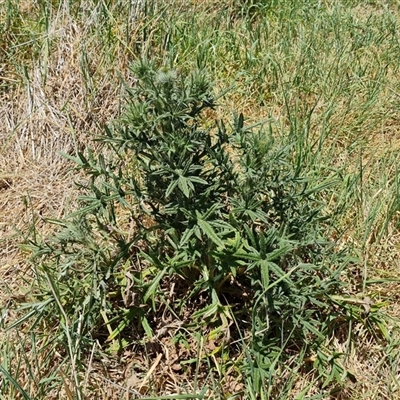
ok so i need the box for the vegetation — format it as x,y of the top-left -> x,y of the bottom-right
1,0 -> 400,399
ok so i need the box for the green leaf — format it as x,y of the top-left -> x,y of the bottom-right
67,201 -> 102,217
202,202 -> 222,220
178,175 -> 190,197
265,265 -> 299,290
106,308 -> 137,341
6,299 -> 53,331
197,218 -> 225,249
301,319 -> 325,341
304,177 -> 339,195
0,365 -> 31,400
143,267 -> 167,303
166,179 -> 179,197
141,315 -> 154,338
238,112 -> 244,130
179,227 -> 195,247
259,260 -> 270,289
193,301 -> 220,320
209,220 -> 235,232
265,244 -> 292,262
58,151 -> 84,165
188,176 -> 208,185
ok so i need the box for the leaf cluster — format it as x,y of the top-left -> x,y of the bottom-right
21,60 -> 385,393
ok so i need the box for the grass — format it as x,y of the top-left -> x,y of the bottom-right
2,0 -> 400,399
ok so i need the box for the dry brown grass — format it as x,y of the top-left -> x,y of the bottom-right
0,2 -> 128,398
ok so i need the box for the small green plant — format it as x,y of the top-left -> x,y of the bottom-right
19,60 -> 388,397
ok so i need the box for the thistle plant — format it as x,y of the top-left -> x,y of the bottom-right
21,60 -> 387,396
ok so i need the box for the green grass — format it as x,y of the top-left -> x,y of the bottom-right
2,0 -> 400,399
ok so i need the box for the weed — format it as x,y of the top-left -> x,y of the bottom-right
11,60 -> 389,398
